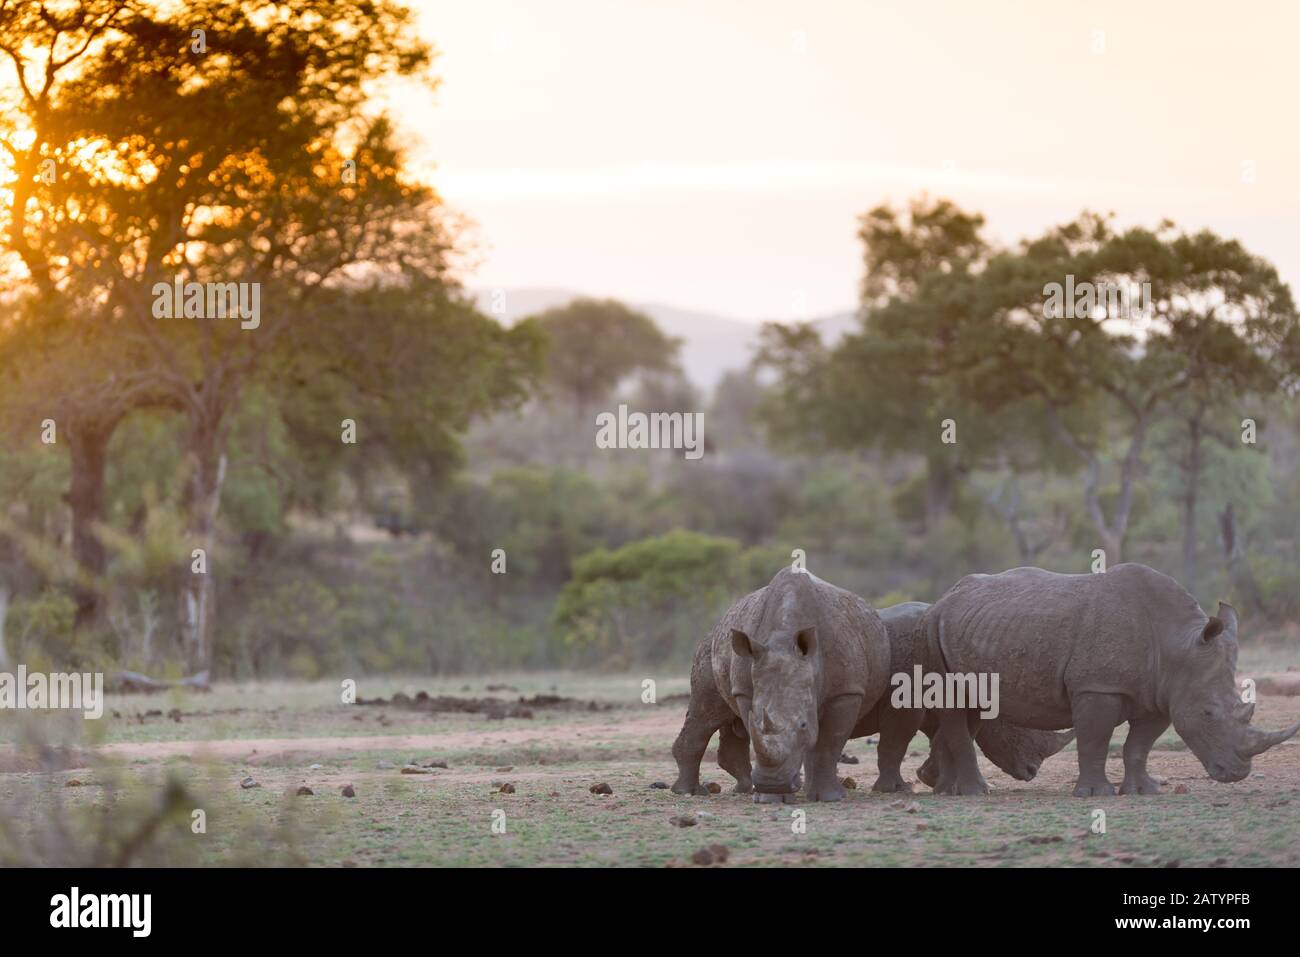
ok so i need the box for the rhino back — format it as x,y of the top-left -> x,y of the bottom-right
878,601 -> 931,677
929,564 -> 1208,727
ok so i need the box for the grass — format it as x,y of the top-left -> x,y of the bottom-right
1,667 -> 1297,867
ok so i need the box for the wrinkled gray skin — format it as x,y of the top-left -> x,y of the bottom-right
855,602 -> 1074,793
922,564 -> 1300,797
671,567 -> 890,803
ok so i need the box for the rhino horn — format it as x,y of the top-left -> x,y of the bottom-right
1234,701 -> 1255,723
751,730 -> 775,763
1239,720 -> 1300,757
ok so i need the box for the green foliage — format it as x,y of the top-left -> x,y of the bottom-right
553,530 -> 745,667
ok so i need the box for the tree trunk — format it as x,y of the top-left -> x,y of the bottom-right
67,420 -> 113,629
0,584 -> 10,671
1219,502 -> 1265,616
924,453 -> 958,531
179,427 -> 227,673
1181,412 -> 1202,596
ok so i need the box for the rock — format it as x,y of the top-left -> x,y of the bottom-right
495,766 -> 514,772
309,763 -> 324,771
1174,783 -> 1190,794
498,783 -> 516,794
904,800 -> 921,813
705,782 -> 722,794
375,760 -> 396,770
295,786 -> 313,796
669,813 -> 698,828
64,779 -> 83,788
691,846 -> 729,865
1256,674 -> 1300,696
400,764 -> 434,774
239,776 -> 260,789
649,781 -> 669,789
696,811 -> 715,819
838,752 -> 859,764
915,822 -> 929,832
841,776 -> 857,789
341,785 -> 356,798
589,782 -> 613,795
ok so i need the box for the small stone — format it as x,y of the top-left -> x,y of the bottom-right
341,785 -> 356,798
309,763 -> 324,770
295,786 -> 313,796
904,800 -> 921,813
590,782 -> 613,795
838,752 -> 859,764
650,781 -> 669,789
669,813 -> 698,828
400,764 -> 433,774
498,782 -> 516,794
1174,783 -> 1190,794
706,782 -> 722,794
696,811 -> 715,819
239,776 -> 260,789
841,777 -> 857,789
708,843 -> 729,863
495,766 -> 514,772
64,779 -> 83,788
916,822 -> 929,832
692,847 -> 715,866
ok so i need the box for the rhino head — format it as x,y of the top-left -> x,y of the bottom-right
730,574 -> 823,793
1167,603 -> 1300,782
977,724 -> 1076,781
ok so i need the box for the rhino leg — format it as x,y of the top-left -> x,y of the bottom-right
1119,713 -> 1169,795
872,705 -> 920,793
717,718 -> 754,794
1070,692 -> 1123,797
933,710 -> 989,795
671,690 -> 732,797
804,693 -> 861,802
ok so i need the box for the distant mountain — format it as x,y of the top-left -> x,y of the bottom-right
468,287 -> 858,392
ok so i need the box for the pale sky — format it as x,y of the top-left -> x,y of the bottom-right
395,0 -> 1300,321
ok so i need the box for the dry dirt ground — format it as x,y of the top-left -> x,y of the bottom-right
0,671 -> 1297,867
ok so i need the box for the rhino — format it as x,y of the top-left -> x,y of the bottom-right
920,563 -> 1300,796
856,601 -> 1074,793
670,567 -> 890,802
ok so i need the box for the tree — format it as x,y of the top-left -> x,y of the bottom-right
757,197 -> 1008,531
0,1 -> 538,669
528,298 -> 681,420
973,216 -> 1299,562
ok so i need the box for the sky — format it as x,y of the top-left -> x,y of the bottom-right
394,0 -> 1300,322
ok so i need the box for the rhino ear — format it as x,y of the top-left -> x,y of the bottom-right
731,629 -> 754,658
1201,617 -> 1225,642
794,626 -> 817,657
1216,602 -> 1239,638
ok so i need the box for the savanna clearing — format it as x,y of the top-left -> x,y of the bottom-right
2,655 -> 1297,868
